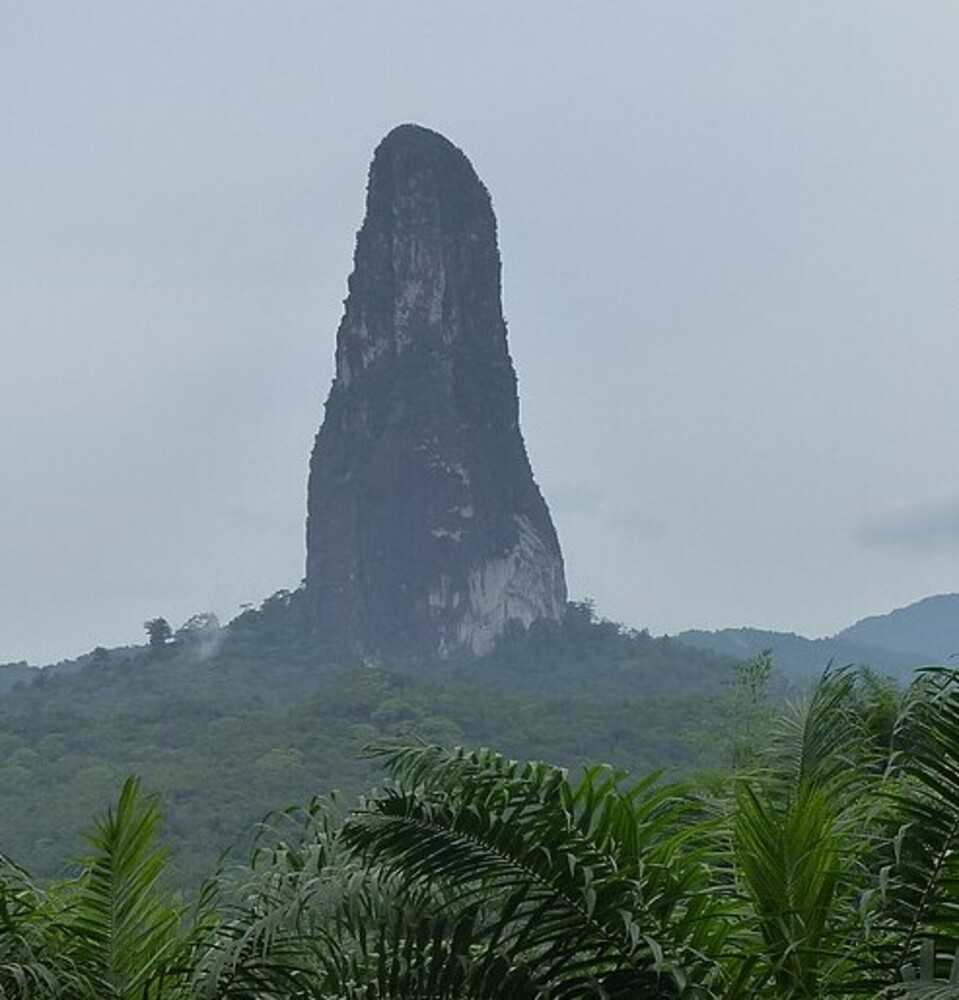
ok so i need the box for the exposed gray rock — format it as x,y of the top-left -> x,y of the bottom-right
305,124 -> 566,656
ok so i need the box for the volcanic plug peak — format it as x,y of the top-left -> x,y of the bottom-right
305,124 -> 567,656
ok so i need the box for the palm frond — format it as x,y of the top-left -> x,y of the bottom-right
68,776 -> 186,1000
0,854 -> 83,999
339,743 -> 735,998
866,669 -> 959,988
762,666 -> 873,803
734,781 -> 845,997
195,792 -> 535,1000
726,667 -> 897,998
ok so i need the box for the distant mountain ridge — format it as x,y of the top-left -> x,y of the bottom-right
675,627 -> 929,680
836,593 -> 959,662
678,593 -> 957,680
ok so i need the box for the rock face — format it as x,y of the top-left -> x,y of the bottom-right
305,124 -> 566,656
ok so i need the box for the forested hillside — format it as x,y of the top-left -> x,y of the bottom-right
837,592 -> 959,661
7,664 -> 959,998
0,661 -> 35,694
0,597 -> 741,886
676,626 -> 927,680
677,592 -> 959,679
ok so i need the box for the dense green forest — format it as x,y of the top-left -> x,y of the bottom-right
5,663 -> 959,997
0,597 -> 752,886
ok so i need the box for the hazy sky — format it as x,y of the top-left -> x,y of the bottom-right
2,2 -> 957,665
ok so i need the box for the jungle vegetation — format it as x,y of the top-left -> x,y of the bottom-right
4,664 -> 959,998
0,599 -> 745,886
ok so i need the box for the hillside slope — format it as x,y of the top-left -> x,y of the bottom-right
0,598 -> 735,886
676,627 -> 930,680
0,661 -> 37,694
836,593 -> 959,662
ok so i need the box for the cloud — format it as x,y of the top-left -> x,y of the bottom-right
547,486 -> 668,540
859,499 -> 959,550
547,485 -> 605,517
604,508 -> 670,541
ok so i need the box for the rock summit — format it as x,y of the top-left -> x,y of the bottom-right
305,124 -> 566,656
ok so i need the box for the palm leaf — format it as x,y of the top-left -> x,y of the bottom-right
67,776 -> 186,999
340,743 -> 735,998
0,854 -> 88,999
729,667 -> 891,998
866,669 -> 959,988
195,793 -> 535,1000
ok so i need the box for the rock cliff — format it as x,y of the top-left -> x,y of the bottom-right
305,124 -> 566,656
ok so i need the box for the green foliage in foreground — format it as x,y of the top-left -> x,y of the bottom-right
0,600 -> 738,886
5,666 -> 959,997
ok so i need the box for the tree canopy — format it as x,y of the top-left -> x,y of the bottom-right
5,666 -> 959,997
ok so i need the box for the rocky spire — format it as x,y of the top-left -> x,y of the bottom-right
305,124 -> 566,656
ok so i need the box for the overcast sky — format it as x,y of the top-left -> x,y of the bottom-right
2,2 -> 957,665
